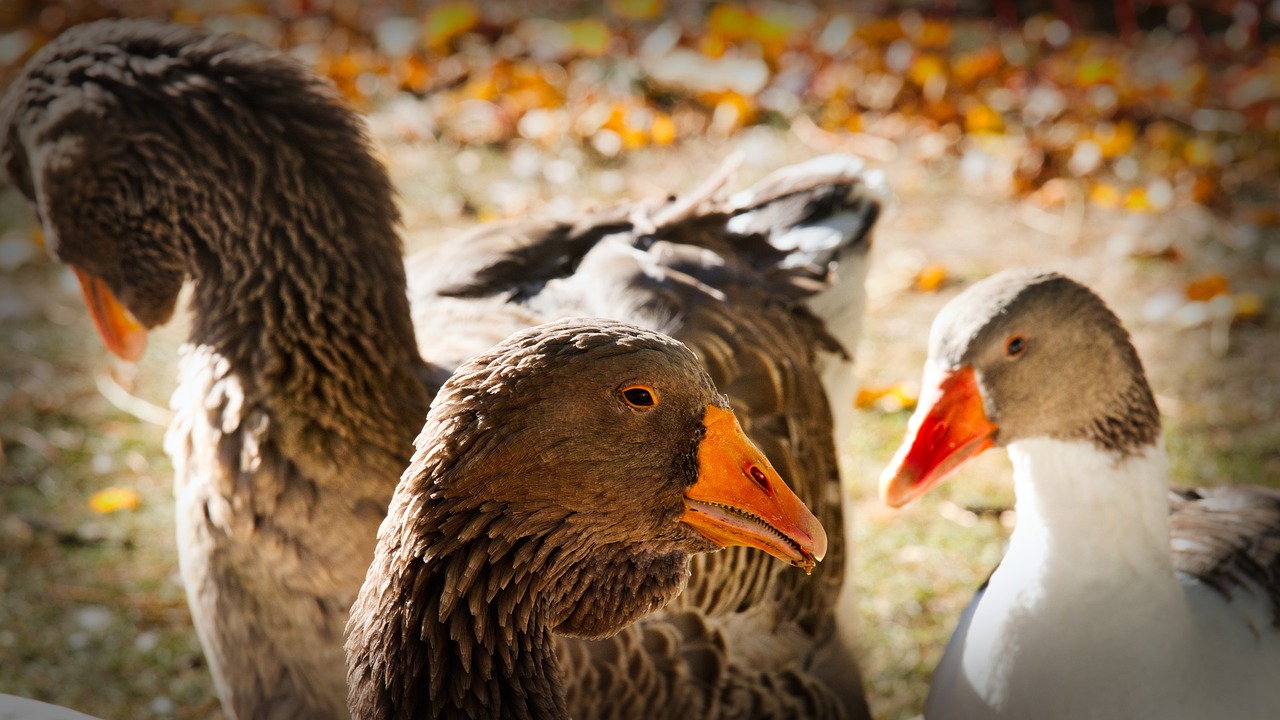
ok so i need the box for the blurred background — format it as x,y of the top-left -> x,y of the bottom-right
0,1 -> 1277,718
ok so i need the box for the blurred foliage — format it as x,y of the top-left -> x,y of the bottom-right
1,0 -> 1277,217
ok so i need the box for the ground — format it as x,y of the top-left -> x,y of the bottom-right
1,6 -> 1278,720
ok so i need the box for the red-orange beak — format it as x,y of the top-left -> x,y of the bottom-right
879,365 -> 997,508
682,405 -> 827,574
73,266 -> 147,361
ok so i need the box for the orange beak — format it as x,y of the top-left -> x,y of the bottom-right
682,405 -> 827,574
879,365 -> 997,508
73,266 -> 147,361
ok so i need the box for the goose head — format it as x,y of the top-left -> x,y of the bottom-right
880,269 -> 1160,507
5,106 -> 189,360
371,317 -> 825,634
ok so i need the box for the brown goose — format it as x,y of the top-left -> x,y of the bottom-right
345,317 -> 827,719
879,269 -> 1280,719
1,19 -> 880,720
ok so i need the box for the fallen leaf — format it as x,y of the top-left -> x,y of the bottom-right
914,263 -> 949,292
855,383 -> 919,413
1184,273 -> 1230,301
608,0 -> 664,21
423,1 -> 480,53
90,487 -> 141,514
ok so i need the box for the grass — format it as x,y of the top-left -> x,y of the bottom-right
0,121 -> 1276,720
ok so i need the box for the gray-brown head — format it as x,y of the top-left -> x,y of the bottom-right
880,269 -> 1160,507
0,19 -> 403,361
346,318 -> 826,719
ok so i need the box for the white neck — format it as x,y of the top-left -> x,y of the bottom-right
1005,437 -> 1173,579
931,438 -> 1193,718
928,437 -> 1280,720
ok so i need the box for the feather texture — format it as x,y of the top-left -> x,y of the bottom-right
3,18 -> 882,720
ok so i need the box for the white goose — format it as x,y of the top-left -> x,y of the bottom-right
880,268 -> 1280,720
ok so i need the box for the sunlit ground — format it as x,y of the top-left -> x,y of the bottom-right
1,3 -> 1277,719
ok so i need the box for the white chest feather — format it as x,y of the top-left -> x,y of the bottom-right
927,439 -> 1280,720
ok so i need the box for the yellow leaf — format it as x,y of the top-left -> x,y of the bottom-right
607,0 -> 664,20
1185,273 -> 1230,302
1088,182 -> 1121,209
914,263 -> 948,292
1184,137 -> 1215,167
90,487 -> 141,514
1122,188 -> 1152,213
566,19 -> 611,56
1234,292 -> 1264,321
650,112 -> 676,145
707,4 -> 754,39
855,383 -> 919,412
1092,120 -> 1135,159
423,1 -> 480,52
909,54 -> 946,87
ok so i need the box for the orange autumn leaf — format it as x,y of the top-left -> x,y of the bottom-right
858,17 -> 905,43
951,47 -> 1003,87
90,487 -> 141,514
915,19 -> 952,49
1190,173 -> 1219,205
1091,120 -> 1136,159
1185,273 -> 1230,302
914,263 -> 949,292
963,103 -> 1004,134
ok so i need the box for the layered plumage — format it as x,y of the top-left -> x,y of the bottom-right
880,269 -> 1280,719
345,318 -> 829,719
2,19 -> 882,719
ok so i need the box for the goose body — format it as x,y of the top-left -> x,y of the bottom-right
880,269 -> 1280,720
345,318 -> 829,720
2,19 -> 881,720
0,695 -> 102,720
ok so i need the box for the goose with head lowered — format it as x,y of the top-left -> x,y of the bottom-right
1,18 -> 880,720
880,268 -> 1280,720
346,317 -> 827,719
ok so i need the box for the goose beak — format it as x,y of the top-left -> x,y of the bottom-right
682,405 -> 827,574
73,266 -> 147,361
880,364 -> 997,508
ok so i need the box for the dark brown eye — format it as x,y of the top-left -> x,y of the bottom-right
1005,334 -> 1028,358
621,386 -> 658,409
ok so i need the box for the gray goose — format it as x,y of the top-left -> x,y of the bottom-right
345,317 -> 828,719
880,269 -> 1280,719
1,18 -> 881,720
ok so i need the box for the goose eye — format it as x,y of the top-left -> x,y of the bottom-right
1005,334 -> 1028,358
621,386 -> 658,409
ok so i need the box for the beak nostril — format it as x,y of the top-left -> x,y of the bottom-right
931,421 -> 949,445
747,465 -> 773,495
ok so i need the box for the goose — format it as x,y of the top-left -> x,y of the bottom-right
0,695 -> 102,720
879,268 -> 1280,719
345,317 -> 828,719
1,18 -> 881,720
